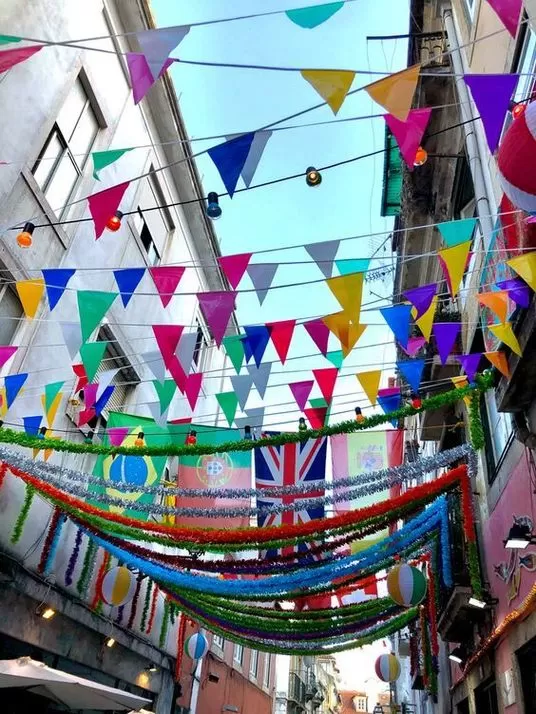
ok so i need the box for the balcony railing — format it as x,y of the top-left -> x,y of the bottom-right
289,672 -> 307,705
408,32 -> 449,68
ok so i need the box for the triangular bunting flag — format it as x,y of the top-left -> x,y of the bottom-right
143,350 -> 167,384
506,251 -> 536,292
304,406 -> 328,429
247,264 -> 278,305
397,359 -> 425,393
78,408 -> 96,427
92,149 -> 133,180
113,268 -> 145,307
208,133 -> 256,197
304,318 -> 330,355
326,272 -> 364,322
83,384 -> 99,409
225,130 -> 273,187
484,350 -> 510,377
416,295 -> 438,341
267,319 -> 296,364
218,253 -> 252,289
236,407 -> 265,431
44,381 -> 64,414
149,266 -> 186,308
313,367 -> 338,404
184,372 -> 203,411
497,277 -> 531,308
305,240 -> 340,279
0,45 -> 42,74
451,376 -> 472,407
464,74 -> 519,152
364,65 -> 421,121
432,323 -> 461,364
147,401 -> 169,427
88,181 -> 130,239
77,291 -> 117,343
16,278 -> 45,319
356,370 -> 381,406
5,373 -> 28,409
0,36 -> 22,45
246,362 -> 272,399
80,342 -> 108,383
286,2 -> 344,28
96,368 -> 119,401
222,335 -> 244,374
152,379 -> 177,415
335,258 -> 371,275
126,52 -> 173,105
176,331 -> 198,374
152,325 -> 184,369
438,218 -> 477,247
379,304 -> 412,348
477,291 -> 509,323
486,0 -> 522,36
326,350 -> 344,369
0,346 -> 17,369
168,355 -> 187,393
377,387 -> 402,426
488,322 -> 523,356
242,325 -> 272,368
403,284 -> 437,317
72,364 -> 88,394
197,291 -> 237,347
108,426 -> 130,447
216,392 -> 238,427
438,240 -> 471,298
23,415 -> 42,436
458,353 -> 482,383
135,25 -> 190,79
384,107 -> 432,169
41,390 -> 62,429
401,336 -> 426,357
289,380 -> 315,411
95,386 -> 115,416
42,269 -> 76,311
300,69 -> 356,114
230,374 -> 253,410
60,322 -> 82,360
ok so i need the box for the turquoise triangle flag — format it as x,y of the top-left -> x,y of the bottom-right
0,35 -> 22,45
438,218 -> 477,247
286,2 -> 344,28
92,149 -> 133,180
77,291 -> 117,343
80,342 -> 108,382
335,258 -> 371,275
44,381 -> 64,413
5,373 -> 28,409
326,350 -> 344,369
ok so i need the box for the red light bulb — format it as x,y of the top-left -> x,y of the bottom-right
512,103 -> 526,120
106,211 -> 123,232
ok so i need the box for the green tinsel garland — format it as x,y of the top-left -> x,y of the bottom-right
467,541 -> 483,600
0,374 -> 493,458
76,539 -> 98,597
469,390 -> 485,450
140,579 -> 153,633
11,484 -> 35,544
159,597 -> 171,649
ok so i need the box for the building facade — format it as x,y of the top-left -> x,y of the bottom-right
276,655 -> 341,714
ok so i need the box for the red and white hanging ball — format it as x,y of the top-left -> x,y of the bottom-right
498,102 -> 536,213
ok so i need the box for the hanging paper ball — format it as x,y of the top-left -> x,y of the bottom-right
387,563 -> 427,607
184,632 -> 208,660
375,653 -> 400,682
101,566 -> 137,607
497,101 -> 536,212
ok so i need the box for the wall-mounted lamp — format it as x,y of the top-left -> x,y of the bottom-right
105,637 -> 116,648
36,604 -> 56,620
448,646 -> 467,666
504,520 -> 535,549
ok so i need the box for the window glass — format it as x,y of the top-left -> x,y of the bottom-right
263,654 -> 271,687
57,80 -> 87,140
233,644 -> 243,665
33,132 -> 65,189
250,649 -> 258,678
485,390 -> 512,463
70,109 -> 99,167
43,153 -> 79,212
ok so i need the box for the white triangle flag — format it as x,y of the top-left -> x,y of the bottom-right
96,368 -> 120,402
246,363 -> 272,399
143,350 -> 167,384
136,25 -> 190,79
148,401 -> 169,427
176,331 -> 198,374
60,321 -> 83,360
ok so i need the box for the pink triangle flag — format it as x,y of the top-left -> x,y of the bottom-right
304,318 -> 330,356
384,108 -> 432,170
0,45 -> 42,74
108,426 -> 130,447
78,408 -> 96,427
126,53 -> 174,105
218,253 -> 252,289
289,380 -> 315,411
487,0 -> 522,37
168,355 -> 187,393
401,336 -> 426,357
313,367 -> 339,404
0,346 -> 17,369
88,181 -> 130,239
83,383 -> 99,409
197,291 -> 237,347
149,266 -> 186,308
184,372 -> 203,411
152,325 -> 184,369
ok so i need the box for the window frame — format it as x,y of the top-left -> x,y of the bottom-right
249,649 -> 258,680
263,653 -> 271,688
0,278 -> 24,349
212,633 -> 224,651
233,643 -> 244,667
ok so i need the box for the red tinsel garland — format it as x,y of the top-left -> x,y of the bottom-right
420,604 -> 429,689
175,615 -> 188,682
147,584 -> 159,634
424,555 -> 439,658
37,507 -> 62,574
91,552 -> 110,611
459,469 -> 476,542
0,462 -> 7,489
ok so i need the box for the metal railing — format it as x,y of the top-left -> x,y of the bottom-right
409,31 -> 450,67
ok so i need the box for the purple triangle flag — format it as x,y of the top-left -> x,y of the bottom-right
433,322 -> 461,365
247,263 -> 278,305
126,52 -> 174,105
464,74 -> 519,152
458,353 -> 482,383
497,277 -> 531,308
289,380 -> 315,411
401,336 -> 426,357
305,240 -> 340,278
379,304 -> 413,348
108,427 -> 129,447
304,318 -> 330,356
208,133 -> 256,197
403,283 -> 437,318
197,291 -> 237,347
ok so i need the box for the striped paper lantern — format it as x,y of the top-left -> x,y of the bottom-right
100,566 -> 137,607
375,653 -> 401,682
387,563 -> 427,607
184,632 -> 208,660
498,101 -> 536,212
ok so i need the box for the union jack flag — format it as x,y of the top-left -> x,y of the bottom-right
255,435 -> 327,558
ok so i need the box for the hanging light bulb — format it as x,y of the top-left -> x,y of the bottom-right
298,417 -> 307,433
106,211 -> 123,232
134,431 -> 145,447
16,222 -> 35,249
243,425 -> 253,441
355,406 -> 365,423
413,147 -> 428,167
305,166 -> 322,187
185,429 -> 197,446
206,192 -> 222,220
84,430 -> 94,445
512,102 -> 526,120
411,395 -> 422,409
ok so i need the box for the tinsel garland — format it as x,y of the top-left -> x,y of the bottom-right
140,579 -> 153,633
65,527 -> 83,586
159,597 -> 171,649
420,605 -> 430,690
116,604 -> 125,625
38,507 -> 65,575
424,556 -> 439,659
0,375 -> 493,458
469,390 -> 485,450
91,552 -> 110,611
0,462 -> 7,488
11,484 -> 35,544
76,539 -> 98,597
147,585 -> 159,634
175,615 -> 187,681
127,576 -> 143,630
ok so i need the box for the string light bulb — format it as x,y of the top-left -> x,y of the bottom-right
134,431 -> 145,448
106,211 -> 123,232
512,102 -> 526,120
185,429 -> 197,446
16,222 -> 35,249
413,147 -> 428,167
206,192 -> 222,219
305,166 -> 322,187
411,395 -> 422,409
298,417 -> 307,432
84,430 -> 94,445
243,425 -> 253,441
355,406 -> 365,423
105,637 -> 116,648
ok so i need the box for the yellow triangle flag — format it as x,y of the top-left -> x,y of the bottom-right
322,312 -> 366,356
40,392 -> 63,429
451,376 -> 471,407
16,278 -> 45,319
488,322 -> 522,356
356,370 -> 382,406
326,272 -> 364,322
341,323 -> 367,357
477,291 -> 509,323
506,251 -> 536,292
416,295 -> 438,341
300,69 -> 356,114
438,241 -> 471,298
364,64 -> 421,121
484,350 -> 510,378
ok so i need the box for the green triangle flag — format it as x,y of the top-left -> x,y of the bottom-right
92,149 -> 133,180
216,392 -> 238,426
80,342 -> 108,382
222,334 -> 244,374
77,291 -> 117,343
326,350 -> 344,369
44,381 -> 64,413
310,396 -> 332,421
0,35 -> 22,45
152,379 -> 177,415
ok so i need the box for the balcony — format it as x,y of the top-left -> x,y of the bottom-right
288,672 -> 307,709
408,31 -> 450,69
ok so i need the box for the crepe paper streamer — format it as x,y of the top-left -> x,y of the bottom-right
384,108 -> 432,170
377,388 -> 402,427
289,380 -> 315,411
152,379 -> 176,416
438,241 -> 471,298
263,319 -> 295,365
488,322 -> 523,356
218,252 -> 252,289
113,268 -> 145,308
356,370 -> 382,406
438,218 -> 477,248
5,373 -> 28,410
464,74 -> 519,152
335,258 -> 371,276
0,45 -> 42,74
23,416 -> 42,437
126,52 -> 174,105
326,350 -> 344,369
303,318 -> 330,356
72,364 -> 88,394
285,1 -> 344,27
496,277 -> 531,309
305,240 -> 340,279
0,346 -> 17,370
242,325 -> 272,368
152,324 -> 184,369
313,367 -> 339,404
42,269 -> 76,311
16,278 -> 45,319
403,284 -> 437,318
184,372 -> 204,411
216,392 -> 238,427
486,0 -> 523,36
432,323 -> 461,365
507,251 -> 536,292
397,359 -> 425,393
77,290 -> 117,343
79,342 -> 108,383
477,291 -> 509,323
149,266 -> 186,308
484,350 -> 510,377
304,405 -> 328,429
198,291 -> 237,347
416,295 -> 438,342
108,426 -> 130,447
364,65 -> 420,121
380,304 -> 412,348
230,373 -> 254,411
247,363 -> 272,399
300,69 -> 356,114
88,181 -> 130,239
208,133 -> 256,197
60,322 -> 83,361
246,263 -> 279,306
222,335 -> 245,374
92,148 -> 133,181
135,25 -> 190,79
326,272 -> 364,322
401,336 -> 427,357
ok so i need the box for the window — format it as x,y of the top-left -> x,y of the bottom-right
33,77 -> 99,215
233,644 -> 243,666
263,653 -> 271,687
249,649 -> 258,679
463,0 -> 476,21
485,390 -> 513,463
133,167 -> 173,264
212,633 -> 224,651
0,277 -> 23,346
192,318 -> 210,371
502,28 -> 536,138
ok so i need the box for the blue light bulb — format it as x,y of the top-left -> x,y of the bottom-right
206,192 -> 222,220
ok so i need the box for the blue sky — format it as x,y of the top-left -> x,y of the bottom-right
152,0 -> 409,430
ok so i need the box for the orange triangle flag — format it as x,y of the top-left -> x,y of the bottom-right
364,64 -> 421,121
451,376 -> 471,406
416,295 -> 438,342
322,312 -> 366,356
300,69 -> 356,114
484,351 -> 510,378
488,322 -> 522,356
477,291 -> 509,323
16,278 -> 45,319
438,241 -> 471,298
356,370 -> 382,406
326,272 -> 364,323
506,251 -> 536,292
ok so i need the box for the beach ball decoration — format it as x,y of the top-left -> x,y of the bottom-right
387,563 -> 427,607
184,632 -> 208,660
100,566 -> 137,607
375,653 -> 401,682
497,101 -> 536,213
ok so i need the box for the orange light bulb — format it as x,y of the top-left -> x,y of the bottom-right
16,222 -> 35,249
414,147 -> 428,167
134,431 -> 144,447
512,103 -> 526,120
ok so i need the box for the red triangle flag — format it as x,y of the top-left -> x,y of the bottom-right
152,325 -> 184,369
267,319 -> 296,364
184,372 -> 203,410
0,46 -> 42,74
149,267 -> 186,308
72,364 -> 88,393
167,355 -> 187,393
88,181 -> 130,239
313,367 -> 338,403
304,406 -> 328,429
218,253 -> 252,289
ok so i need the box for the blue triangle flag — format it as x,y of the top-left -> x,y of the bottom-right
397,359 -> 425,393
42,269 -> 76,311
5,373 -> 28,408
23,415 -> 43,436
207,133 -> 256,197
95,385 -> 115,416
242,325 -> 272,368
113,268 -> 146,307
377,389 -> 402,428
379,304 -> 413,348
